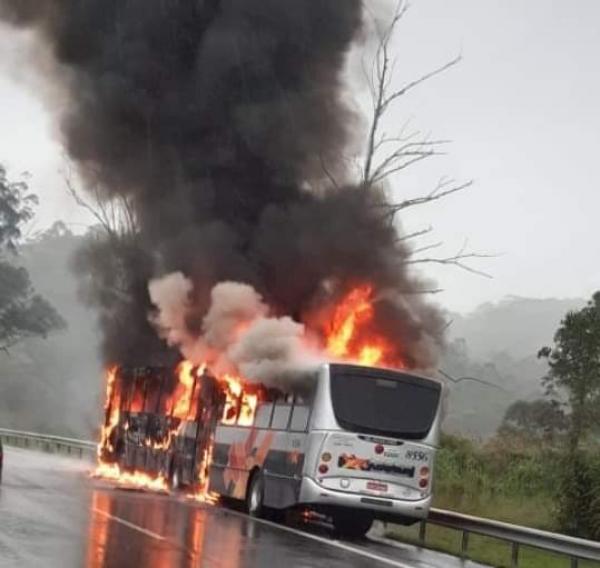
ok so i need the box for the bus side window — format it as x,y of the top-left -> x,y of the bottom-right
254,403 -> 273,429
271,401 -> 292,430
289,404 -> 310,432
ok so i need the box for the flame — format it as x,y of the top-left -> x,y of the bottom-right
98,366 -> 120,457
220,374 -> 258,427
172,361 -> 204,420
325,285 -> 396,367
93,462 -> 169,492
326,285 -> 374,358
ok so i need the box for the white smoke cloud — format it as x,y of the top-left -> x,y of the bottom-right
147,271 -> 194,350
148,274 -> 322,389
228,316 -> 322,390
202,281 -> 268,350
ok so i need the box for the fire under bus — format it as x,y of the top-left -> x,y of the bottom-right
99,362 -> 443,539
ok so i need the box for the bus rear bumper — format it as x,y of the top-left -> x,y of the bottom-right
298,477 -> 431,520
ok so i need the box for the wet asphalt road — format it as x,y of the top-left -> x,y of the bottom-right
0,447 -> 488,568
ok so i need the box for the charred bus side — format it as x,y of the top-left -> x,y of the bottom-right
100,365 -> 224,489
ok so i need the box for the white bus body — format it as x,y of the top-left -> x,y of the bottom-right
209,363 -> 444,536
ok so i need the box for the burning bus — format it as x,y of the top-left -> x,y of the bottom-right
97,359 -> 444,538
98,363 -> 225,491
95,284 -> 446,537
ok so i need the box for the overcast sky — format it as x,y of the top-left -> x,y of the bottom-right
1,0 -> 599,313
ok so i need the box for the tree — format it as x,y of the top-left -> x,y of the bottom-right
0,165 -> 65,351
538,292 -> 600,539
499,399 -> 566,441
538,292 -> 600,452
357,1 -> 491,278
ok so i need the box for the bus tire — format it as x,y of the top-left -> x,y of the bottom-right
246,470 -> 265,518
332,510 -> 373,539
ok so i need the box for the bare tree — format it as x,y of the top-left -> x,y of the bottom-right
361,2 -> 462,193
64,167 -> 138,241
359,1 -> 490,276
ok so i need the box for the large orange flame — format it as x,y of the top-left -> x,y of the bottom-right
325,285 -> 396,367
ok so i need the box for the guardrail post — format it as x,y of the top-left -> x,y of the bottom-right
460,530 -> 469,558
511,542 -> 520,568
419,521 -> 427,545
571,557 -> 578,568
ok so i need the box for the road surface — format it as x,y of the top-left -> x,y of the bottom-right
0,447 -> 488,568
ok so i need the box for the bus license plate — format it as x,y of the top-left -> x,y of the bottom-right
366,481 -> 388,492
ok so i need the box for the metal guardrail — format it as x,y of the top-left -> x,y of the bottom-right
418,508 -> 600,567
1,428 -> 598,566
0,427 -> 96,460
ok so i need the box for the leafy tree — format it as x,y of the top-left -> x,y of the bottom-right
499,399 -> 566,441
538,293 -> 600,451
538,293 -> 600,539
0,165 -> 65,351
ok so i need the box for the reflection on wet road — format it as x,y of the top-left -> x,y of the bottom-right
0,448 -> 487,568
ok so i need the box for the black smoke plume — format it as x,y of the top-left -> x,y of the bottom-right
0,0 -> 446,369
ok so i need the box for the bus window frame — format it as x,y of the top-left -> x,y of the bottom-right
271,398 -> 293,431
253,401 -> 275,429
289,398 -> 311,433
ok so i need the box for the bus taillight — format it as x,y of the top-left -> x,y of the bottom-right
374,444 -> 384,454
419,465 -> 430,488
321,452 -> 332,462
318,464 -> 329,474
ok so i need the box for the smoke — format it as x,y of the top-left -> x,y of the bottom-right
149,275 -> 321,389
229,317 -> 319,389
147,271 -> 194,354
0,0 -> 446,372
201,282 -> 268,351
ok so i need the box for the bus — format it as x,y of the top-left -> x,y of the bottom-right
208,363 -> 444,538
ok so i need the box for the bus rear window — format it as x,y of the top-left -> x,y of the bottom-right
330,366 -> 441,440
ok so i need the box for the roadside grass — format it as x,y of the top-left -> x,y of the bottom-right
383,436 -> 600,567
432,493 -> 557,532
386,522 -> 600,568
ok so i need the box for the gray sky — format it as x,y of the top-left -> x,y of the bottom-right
1,0 -> 599,313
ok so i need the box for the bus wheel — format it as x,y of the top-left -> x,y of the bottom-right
332,511 -> 373,539
246,470 -> 265,518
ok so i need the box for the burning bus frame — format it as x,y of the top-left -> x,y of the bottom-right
100,365 -> 226,490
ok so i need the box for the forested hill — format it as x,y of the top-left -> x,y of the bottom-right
441,295 -> 585,438
449,296 -> 585,360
